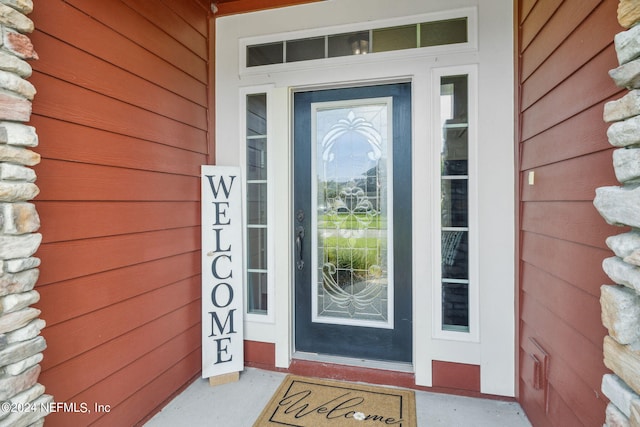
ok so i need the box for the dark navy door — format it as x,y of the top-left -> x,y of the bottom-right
294,83 -> 412,362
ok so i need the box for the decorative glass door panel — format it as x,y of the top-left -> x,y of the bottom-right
294,83 -> 412,362
312,100 -> 393,328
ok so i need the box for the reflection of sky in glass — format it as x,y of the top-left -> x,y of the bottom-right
316,105 -> 387,183
440,83 -> 453,151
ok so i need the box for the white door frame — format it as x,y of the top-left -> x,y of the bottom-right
215,0 -> 515,396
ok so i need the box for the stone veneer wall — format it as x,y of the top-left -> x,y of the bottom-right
594,1 -> 640,426
0,0 -> 51,426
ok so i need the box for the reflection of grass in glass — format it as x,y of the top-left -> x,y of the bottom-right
318,213 -> 385,230
323,236 -> 384,285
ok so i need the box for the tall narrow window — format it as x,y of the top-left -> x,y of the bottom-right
440,75 -> 469,332
246,94 -> 268,314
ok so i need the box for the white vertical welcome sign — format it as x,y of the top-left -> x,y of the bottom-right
201,165 -> 244,379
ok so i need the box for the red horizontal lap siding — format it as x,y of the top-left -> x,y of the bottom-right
521,150 -> 618,202
32,117 -> 207,176
33,0 -> 208,106
521,263 -> 607,347
160,0 -> 210,37
521,45 -> 620,141
37,227 -> 200,285
38,201 -> 200,243
47,326 -> 201,426
39,300 -> 200,400
520,320 -> 607,426
520,0 -> 538,25
31,73 -> 207,153
121,1 -> 208,59
91,349 -> 201,427
520,0 -> 561,51
519,100 -> 617,170
40,274 -> 201,371
30,0 -> 210,425
521,232 -> 612,299
521,201 -> 615,249
30,32 -> 208,130
520,0 -> 601,80
521,298 -> 605,393
36,160 -> 201,202
37,253 -> 200,326
517,0 -> 620,426
521,0 -> 620,111
64,0 -> 207,83
519,378 -> 583,427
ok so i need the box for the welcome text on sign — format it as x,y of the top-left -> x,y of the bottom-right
201,166 -> 244,379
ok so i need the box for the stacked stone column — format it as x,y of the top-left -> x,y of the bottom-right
594,2 -> 640,426
0,1 -> 51,426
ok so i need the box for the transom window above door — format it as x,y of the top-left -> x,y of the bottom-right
240,9 -> 476,71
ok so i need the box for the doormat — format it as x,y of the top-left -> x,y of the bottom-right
253,375 -> 417,426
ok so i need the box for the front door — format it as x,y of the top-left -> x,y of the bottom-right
294,83 -> 412,363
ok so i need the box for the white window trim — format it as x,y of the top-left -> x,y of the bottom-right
240,85 -> 276,324
431,64 -> 479,343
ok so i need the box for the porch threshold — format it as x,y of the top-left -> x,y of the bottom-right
292,351 -> 414,373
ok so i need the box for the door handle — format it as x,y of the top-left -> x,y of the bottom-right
295,226 -> 305,271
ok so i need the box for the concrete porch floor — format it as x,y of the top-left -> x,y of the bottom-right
145,368 -> 532,426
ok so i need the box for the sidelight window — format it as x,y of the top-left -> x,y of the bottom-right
434,68 -> 477,340
245,93 -> 269,315
440,75 -> 469,333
